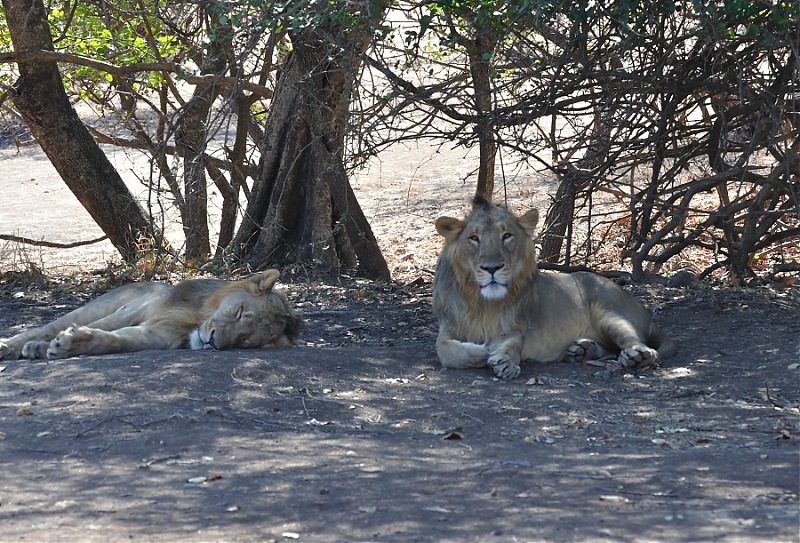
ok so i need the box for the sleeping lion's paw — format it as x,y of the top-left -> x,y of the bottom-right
619,345 -> 659,368
47,327 -> 91,359
0,341 -> 18,360
21,341 -> 49,360
565,339 -> 600,364
488,355 -> 521,380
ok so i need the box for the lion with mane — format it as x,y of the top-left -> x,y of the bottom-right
433,197 -> 677,379
0,269 -> 299,360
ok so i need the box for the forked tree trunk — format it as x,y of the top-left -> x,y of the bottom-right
3,0 -> 163,261
230,6 -> 391,280
540,107 -> 613,264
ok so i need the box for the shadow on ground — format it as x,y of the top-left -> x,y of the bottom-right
0,280 -> 798,542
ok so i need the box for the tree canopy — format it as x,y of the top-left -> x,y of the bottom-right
0,0 -> 797,282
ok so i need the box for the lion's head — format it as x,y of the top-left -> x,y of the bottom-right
435,197 -> 540,302
190,270 -> 299,350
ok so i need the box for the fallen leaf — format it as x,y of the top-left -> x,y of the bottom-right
187,474 -> 222,484
306,418 -> 332,426
421,506 -> 451,513
443,431 -> 463,440
281,532 -> 300,539
276,386 -> 297,394
598,495 -> 630,503
359,505 -> 377,513
656,426 -> 689,434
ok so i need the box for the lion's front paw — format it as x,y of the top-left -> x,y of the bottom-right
488,355 -> 521,379
619,345 -> 659,368
566,339 -> 600,364
47,327 -> 91,359
21,341 -> 49,360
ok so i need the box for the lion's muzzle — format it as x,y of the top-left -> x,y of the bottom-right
478,264 -> 509,300
189,329 -> 214,350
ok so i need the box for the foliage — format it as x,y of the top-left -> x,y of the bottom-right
358,0 -> 799,282
0,0 -> 796,282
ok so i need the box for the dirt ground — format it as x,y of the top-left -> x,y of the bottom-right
0,140 -> 799,542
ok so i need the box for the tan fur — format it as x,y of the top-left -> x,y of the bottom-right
432,198 -> 677,379
0,269 -> 299,360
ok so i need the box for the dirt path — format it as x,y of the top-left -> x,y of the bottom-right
0,277 -> 798,542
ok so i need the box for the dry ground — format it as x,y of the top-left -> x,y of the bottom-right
0,141 -> 799,542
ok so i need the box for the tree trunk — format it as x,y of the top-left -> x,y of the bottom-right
540,104 -> 614,264
3,0 -> 162,261
539,128 -> 612,264
538,168 -> 583,263
469,31 -> 497,201
230,4 -> 391,280
174,7 -> 234,261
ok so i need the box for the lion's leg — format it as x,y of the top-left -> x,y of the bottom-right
436,335 -> 489,370
46,324 -> 176,359
1,317 -> 78,360
0,288 -> 148,360
595,314 -> 659,368
487,335 -> 523,379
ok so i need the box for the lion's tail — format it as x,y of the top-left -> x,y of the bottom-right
649,325 -> 678,359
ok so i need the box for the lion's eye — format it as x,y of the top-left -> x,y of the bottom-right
469,234 -> 480,243
502,232 -> 513,241
235,306 -> 244,320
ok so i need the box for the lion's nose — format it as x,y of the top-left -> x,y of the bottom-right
481,264 -> 504,275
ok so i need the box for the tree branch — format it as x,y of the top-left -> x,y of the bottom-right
0,233 -> 108,248
0,50 -> 273,100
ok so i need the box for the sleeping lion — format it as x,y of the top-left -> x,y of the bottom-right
0,269 -> 299,360
432,197 -> 677,379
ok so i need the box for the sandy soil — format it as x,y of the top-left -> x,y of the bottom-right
0,139 -> 548,280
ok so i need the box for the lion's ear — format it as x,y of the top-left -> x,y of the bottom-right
248,269 -> 280,294
517,208 -> 540,236
435,217 -> 464,241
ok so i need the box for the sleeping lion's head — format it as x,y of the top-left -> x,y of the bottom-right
435,197 -> 539,301
190,270 -> 299,351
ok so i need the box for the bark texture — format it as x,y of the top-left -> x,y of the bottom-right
3,0 -> 161,261
231,4 -> 391,280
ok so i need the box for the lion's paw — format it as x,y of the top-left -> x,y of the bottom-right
0,341 -> 18,360
47,327 -> 91,359
488,355 -> 521,380
619,345 -> 659,368
565,339 -> 600,364
21,341 -> 49,360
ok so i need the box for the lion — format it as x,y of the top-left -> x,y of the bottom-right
0,269 -> 299,360
432,197 -> 677,379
